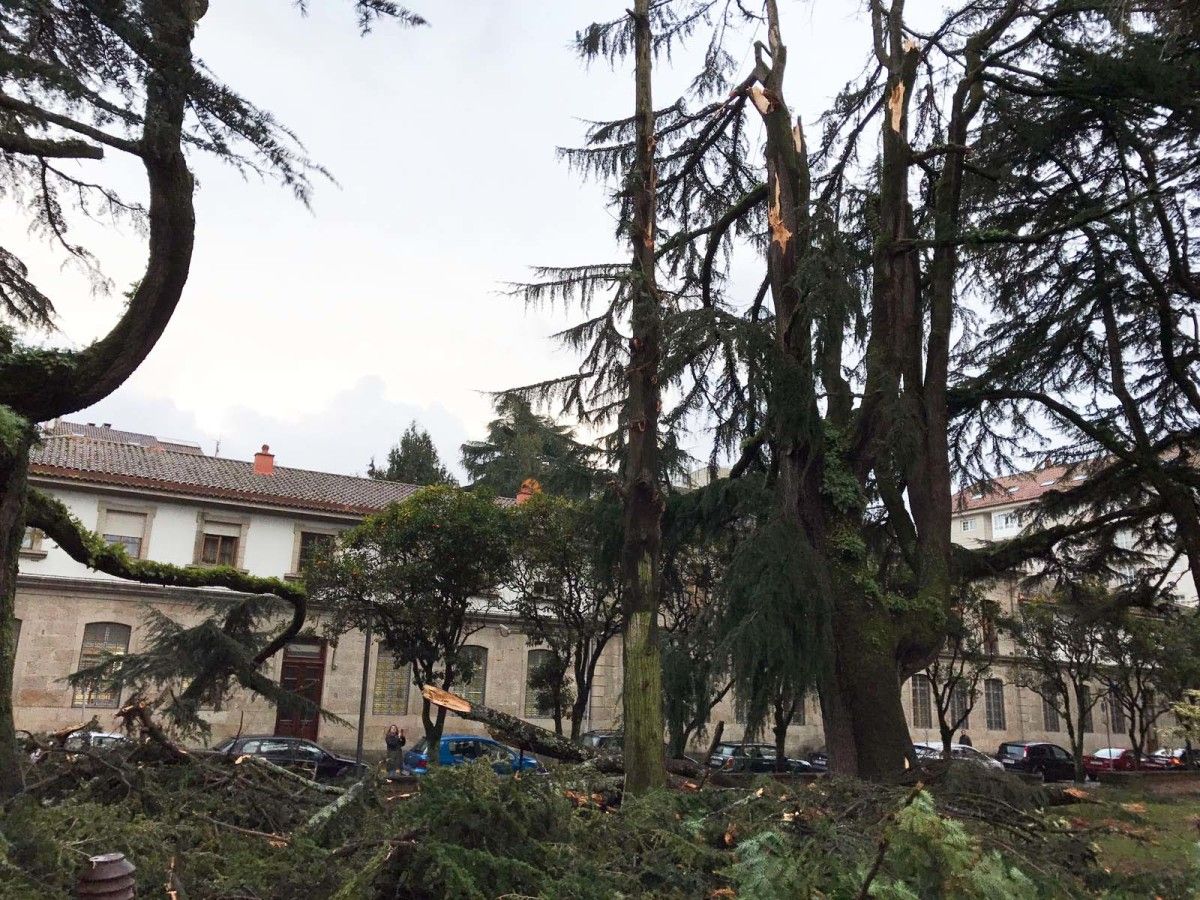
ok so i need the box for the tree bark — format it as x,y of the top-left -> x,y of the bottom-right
0,1 -> 198,421
620,0 -> 667,796
0,423 -> 33,797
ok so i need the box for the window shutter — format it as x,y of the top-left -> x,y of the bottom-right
104,511 -> 145,538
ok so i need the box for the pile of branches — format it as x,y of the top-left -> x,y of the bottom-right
1,709 -> 393,898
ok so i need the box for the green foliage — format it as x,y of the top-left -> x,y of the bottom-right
307,485 -> 511,745
461,395 -> 602,499
368,421 -> 456,486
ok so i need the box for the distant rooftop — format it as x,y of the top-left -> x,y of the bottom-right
45,420 -> 204,455
32,421 -> 422,516
952,463 -> 1095,514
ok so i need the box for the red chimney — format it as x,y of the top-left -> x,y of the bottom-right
253,444 -> 274,475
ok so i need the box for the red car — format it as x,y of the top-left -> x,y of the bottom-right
1082,747 -> 1165,778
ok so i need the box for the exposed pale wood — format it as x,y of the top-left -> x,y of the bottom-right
235,754 -> 345,796
421,684 -> 705,779
298,779 -> 366,836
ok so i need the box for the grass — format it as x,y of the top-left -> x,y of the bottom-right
1066,785 -> 1200,897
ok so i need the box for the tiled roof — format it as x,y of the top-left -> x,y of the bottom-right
30,431 -> 422,516
44,420 -> 203,454
952,464 -> 1090,513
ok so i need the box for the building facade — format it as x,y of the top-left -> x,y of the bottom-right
13,423 -> 1185,758
14,422 -> 621,753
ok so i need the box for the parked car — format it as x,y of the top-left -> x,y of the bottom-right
1083,747 -> 1166,777
64,731 -> 128,752
708,742 -> 813,774
994,741 -> 1076,782
806,749 -> 829,772
580,730 -> 622,752
402,734 -> 544,776
1152,747 -> 1200,769
212,734 -> 366,781
913,741 -> 1004,771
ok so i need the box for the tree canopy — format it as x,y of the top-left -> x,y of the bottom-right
462,396 -> 601,499
369,421 -> 457,486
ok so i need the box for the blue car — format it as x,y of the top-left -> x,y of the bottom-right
400,733 -> 544,776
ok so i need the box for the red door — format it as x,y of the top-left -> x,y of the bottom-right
274,640 -> 326,740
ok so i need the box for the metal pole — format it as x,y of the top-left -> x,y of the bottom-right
355,619 -> 373,766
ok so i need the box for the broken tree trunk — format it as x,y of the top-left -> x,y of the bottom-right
235,754 -> 345,796
421,684 -> 703,779
298,778 -> 366,837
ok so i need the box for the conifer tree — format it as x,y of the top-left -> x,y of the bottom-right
369,421 -> 456,485
461,396 -> 600,499
951,9 -> 1200,598
0,1 -> 421,795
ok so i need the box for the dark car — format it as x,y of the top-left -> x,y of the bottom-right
995,741 -> 1075,782
807,749 -> 829,772
212,735 -> 365,781
708,742 -> 813,774
402,734 -> 545,776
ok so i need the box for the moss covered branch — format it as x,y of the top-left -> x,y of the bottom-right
24,488 -> 307,671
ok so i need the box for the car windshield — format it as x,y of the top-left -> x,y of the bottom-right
1000,745 -> 1025,757
1094,748 -> 1123,759
410,738 -> 427,755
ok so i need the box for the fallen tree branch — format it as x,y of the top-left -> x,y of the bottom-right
421,684 -> 704,779
196,813 -> 290,845
235,754 -> 345,795
297,778 -> 366,837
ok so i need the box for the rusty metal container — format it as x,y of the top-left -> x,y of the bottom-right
76,852 -> 136,899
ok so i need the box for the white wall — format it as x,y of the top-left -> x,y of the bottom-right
21,485 -> 339,581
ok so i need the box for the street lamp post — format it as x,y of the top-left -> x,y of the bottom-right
355,619 -> 373,766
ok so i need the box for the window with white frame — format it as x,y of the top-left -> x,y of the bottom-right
911,675 -> 933,729
991,510 -> 1021,535
984,678 -> 1006,730
959,517 -> 976,533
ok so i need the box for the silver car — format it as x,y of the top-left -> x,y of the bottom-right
914,741 -> 1004,770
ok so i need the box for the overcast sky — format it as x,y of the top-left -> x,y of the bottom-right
14,1 -> 910,479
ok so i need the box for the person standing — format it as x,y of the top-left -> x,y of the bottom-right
385,725 -> 406,774
959,733 -> 973,747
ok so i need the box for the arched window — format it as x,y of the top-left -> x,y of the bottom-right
72,622 -> 131,708
372,646 -> 410,716
910,675 -> 933,729
525,649 -> 557,718
455,645 -> 488,706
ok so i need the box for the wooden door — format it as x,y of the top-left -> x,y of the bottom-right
274,640 -> 326,740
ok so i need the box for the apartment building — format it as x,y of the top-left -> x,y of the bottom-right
13,421 -> 621,752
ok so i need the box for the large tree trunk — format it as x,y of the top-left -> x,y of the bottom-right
0,424 -> 33,797
824,602 -> 914,779
619,0 -> 666,796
